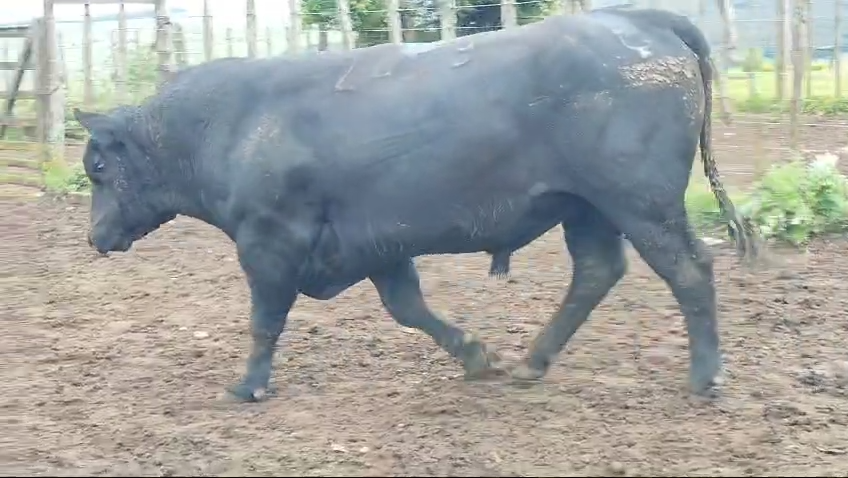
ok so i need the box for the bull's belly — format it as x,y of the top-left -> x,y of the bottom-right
297,218 -> 559,300
409,192 -> 565,255
415,213 -> 561,256
297,196 -> 564,300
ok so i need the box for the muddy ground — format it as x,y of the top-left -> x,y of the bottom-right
3,117 -> 848,476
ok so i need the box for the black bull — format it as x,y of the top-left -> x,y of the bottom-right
73,8 -> 759,403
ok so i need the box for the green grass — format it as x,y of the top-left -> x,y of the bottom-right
725,67 -> 842,99
0,152 -> 89,194
42,161 -> 89,193
723,64 -> 848,113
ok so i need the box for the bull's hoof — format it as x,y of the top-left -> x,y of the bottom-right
509,363 -> 545,388
461,336 -> 507,380
689,357 -> 724,401
226,383 -> 278,403
690,374 -> 724,401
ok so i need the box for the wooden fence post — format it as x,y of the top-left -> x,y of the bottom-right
774,0 -> 792,103
286,0 -> 302,54
172,23 -> 187,67
36,0 -> 65,167
387,0 -> 403,45
439,0 -> 456,41
803,0 -> 812,98
226,28 -> 234,57
117,2 -> 128,103
502,0 -> 518,28
835,0 -> 842,98
790,2 -> 805,150
154,0 -> 173,86
203,0 -> 213,61
246,0 -> 257,58
83,2 -> 93,108
110,31 -> 118,85
338,0 -> 355,50
266,27 -> 274,56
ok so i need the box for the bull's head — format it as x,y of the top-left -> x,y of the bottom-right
74,107 -> 176,254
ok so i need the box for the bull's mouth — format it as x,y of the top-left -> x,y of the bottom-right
89,213 -> 175,255
89,233 -> 132,255
113,237 -> 134,253
88,228 -> 152,255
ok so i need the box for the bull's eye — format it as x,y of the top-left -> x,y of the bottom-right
93,161 -> 105,172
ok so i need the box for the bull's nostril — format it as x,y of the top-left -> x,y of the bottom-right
86,233 -> 94,247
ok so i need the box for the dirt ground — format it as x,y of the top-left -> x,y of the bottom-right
3,117 -> 848,477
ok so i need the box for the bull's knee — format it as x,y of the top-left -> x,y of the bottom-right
693,238 -> 715,269
677,240 -> 714,290
375,269 -> 425,326
577,248 -> 626,289
378,285 -> 427,330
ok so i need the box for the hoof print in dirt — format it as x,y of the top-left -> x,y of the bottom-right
796,364 -> 848,397
226,384 -> 278,403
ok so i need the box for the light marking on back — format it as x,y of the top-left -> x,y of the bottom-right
593,12 -> 654,59
612,29 -> 653,59
399,41 -> 444,57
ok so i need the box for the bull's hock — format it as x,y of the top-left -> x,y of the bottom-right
70,8 -> 754,403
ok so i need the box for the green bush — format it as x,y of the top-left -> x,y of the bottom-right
688,155 -> 848,246
742,155 -> 848,245
802,96 -> 848,115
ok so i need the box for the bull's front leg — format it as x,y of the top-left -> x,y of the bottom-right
228,226 -> 301,403
370,259 -> 505,379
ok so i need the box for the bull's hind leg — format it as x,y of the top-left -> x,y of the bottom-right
615,208 -> 723,398
512,204 -> 626,382
370,259 -> 504,379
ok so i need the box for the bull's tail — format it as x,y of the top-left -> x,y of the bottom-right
488,250 -> 511,278
668,16 -> 759,261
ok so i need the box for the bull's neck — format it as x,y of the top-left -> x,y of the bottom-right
137,108 -> 236,240
158,153 -> 236,240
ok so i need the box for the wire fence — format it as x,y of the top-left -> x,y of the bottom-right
1,0 -> 848,190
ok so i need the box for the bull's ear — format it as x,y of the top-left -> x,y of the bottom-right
74,108 -> 119,143
74,108 -> 109,131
